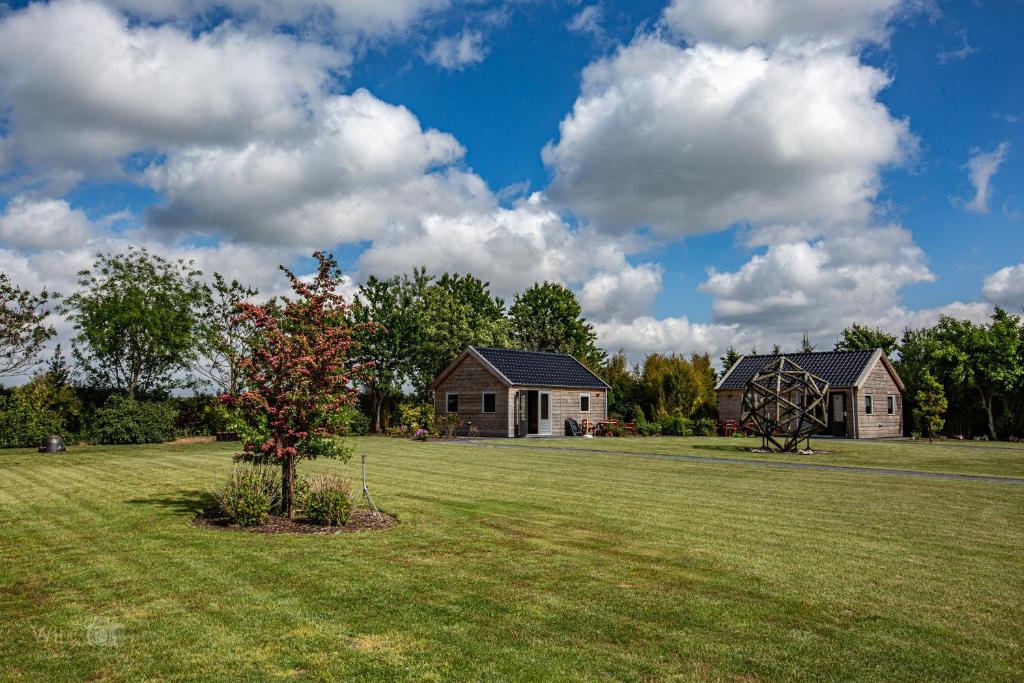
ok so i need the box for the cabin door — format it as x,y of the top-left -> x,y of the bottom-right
539,392 -> 552,436
829,392 -> 847,437
515,391 -> 528,437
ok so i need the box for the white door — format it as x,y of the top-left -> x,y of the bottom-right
539,392 -> 552,435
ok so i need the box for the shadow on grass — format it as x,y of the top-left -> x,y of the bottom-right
127,489 -> 216,516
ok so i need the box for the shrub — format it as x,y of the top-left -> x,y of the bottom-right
344,409 -> 370,436
214,464 -> 281,527
637,420 -> 661,437
302,474 -> 353,526
172,395 -> 229,436
89,396 -> 178,444
395,401 -> 434,432
693,417 -> 716,437
0,393 -> 62,448
659,414 -> 693,436
436,413 -> 462,439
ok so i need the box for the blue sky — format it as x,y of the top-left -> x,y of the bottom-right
0,0 -> 1021,362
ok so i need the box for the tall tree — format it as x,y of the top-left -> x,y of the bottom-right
719,345 -> 742,377
196,273 -> 259,396
351,271 -> 427,431
835,323 -> 899,356
602,350 -> 640,418
226,252 -> 371,518
414,272 -> 508,397
62,248 -> 205,399
913,372 -> 947,442
798,331 -> 815,353
0,272 -> 54,378
508,281 -> 605,370
930,308 -> 1023,439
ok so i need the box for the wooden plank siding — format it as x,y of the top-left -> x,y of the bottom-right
716,354 -> 903,439
433,354 -> 607,437
432,355 -> 511,436
853,361 -> 903,438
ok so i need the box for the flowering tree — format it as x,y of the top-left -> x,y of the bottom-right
223,252 -> 375,518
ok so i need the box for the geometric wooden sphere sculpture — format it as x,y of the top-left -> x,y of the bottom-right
741,357 -> 829,452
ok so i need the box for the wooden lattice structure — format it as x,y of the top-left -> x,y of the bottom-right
741,357 -> 829,452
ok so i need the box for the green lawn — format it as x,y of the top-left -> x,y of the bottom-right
2,437 -> 1023,681
520,435 -> 1024,478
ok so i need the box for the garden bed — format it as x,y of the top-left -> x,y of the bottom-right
194,507 -> 398,535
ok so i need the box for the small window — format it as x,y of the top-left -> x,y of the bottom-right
580,394 -> 590,412
887,396 -> 894,415
865,395 -> 873,415
446,393 -> 458,413
482,392 -> 496,413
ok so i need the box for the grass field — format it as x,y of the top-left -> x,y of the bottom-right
2,437 -> 1023,681
520,435 -> 1024,478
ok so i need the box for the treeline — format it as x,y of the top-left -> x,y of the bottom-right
0,250 -> 607,444
3,248 -> 1021,445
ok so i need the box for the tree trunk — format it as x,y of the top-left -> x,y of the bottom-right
281,454 -> 296,518
982,392 -> 997,440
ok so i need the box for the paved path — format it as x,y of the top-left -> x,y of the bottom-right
456,440 -> 1024,485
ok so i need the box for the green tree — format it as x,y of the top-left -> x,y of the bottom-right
930,308 -> 1024,440
508,281 -> 605,370
798,331 -> 815,353
62,248 -> 205,399
196,273 -> 259,396
913,372 -> 947,442
351,271 -> 427,431
836,323 -> 899,356
719,345 -> 742,377
414,272 -> 508,397
0,272 -> 54,378
602,350 -> 640,418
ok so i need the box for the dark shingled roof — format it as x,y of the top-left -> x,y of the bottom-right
717,349 -> 878,391
472,347 -> 609,389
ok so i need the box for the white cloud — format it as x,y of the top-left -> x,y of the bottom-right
937,28 -> 976,64
144,89 -> 470,245
983,263 -> 1024,309
544,38 -> 913,236
593,315 -> 756,363
425,29 -> 489,71
0,0 -> 341,189
700,226 -> 934,337
579,263 -> 662,321
962,142 -> 1010,214
568,5 -> 605,40
0,197 -> 92,251
107,0 -> 447,39
662,0 -> 912,51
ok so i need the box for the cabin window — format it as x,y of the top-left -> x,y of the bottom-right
865,395 -> 873,415
446,393 -> 458,413
482,392 -> 496,413
580,394 -> 590,412
887,396 -> 894,415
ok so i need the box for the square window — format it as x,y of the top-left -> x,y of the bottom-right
580,394 -> 590,412
865,395 -> 873,415
482,393 -> 496,413
887,396 -> 894,415
446,394 -> 458,413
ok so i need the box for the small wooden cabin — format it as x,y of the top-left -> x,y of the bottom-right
715,349 -> 905,438
431,346 -> 609,437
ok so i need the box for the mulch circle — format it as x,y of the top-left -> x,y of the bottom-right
194,507 -> 398,535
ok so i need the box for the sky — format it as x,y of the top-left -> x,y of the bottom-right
0,0 -> 1022,371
